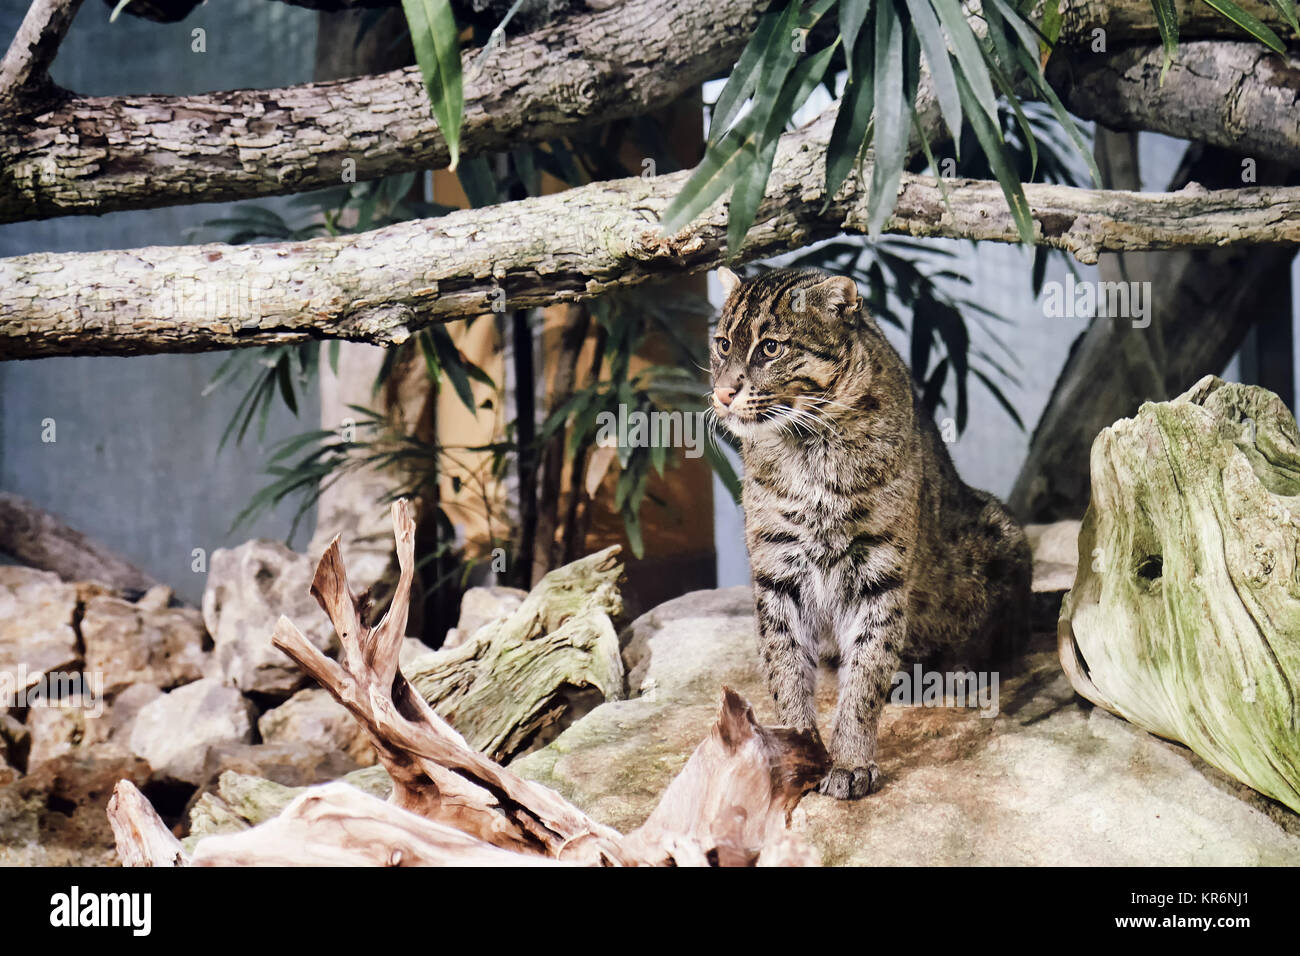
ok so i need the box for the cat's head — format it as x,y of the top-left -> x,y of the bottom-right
709,267 -> 862,439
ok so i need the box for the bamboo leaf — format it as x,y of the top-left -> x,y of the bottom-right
930,0 -> 998,124
1265,0 -> 1300,33
1150,0 -> 1179,79
1202,0 -> 1287,53
826,9 -> 875,197
709,3 -> 786,142
902,0 -> 962,142
402,0 -> 465,169
866,2 -> 915,236
956,69 -> 1036,244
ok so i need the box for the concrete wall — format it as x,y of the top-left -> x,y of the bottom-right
0,0 -> 321,603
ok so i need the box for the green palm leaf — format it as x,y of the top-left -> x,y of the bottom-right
402,0 -> 465,169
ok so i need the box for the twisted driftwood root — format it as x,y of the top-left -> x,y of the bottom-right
110,500 -> 828,866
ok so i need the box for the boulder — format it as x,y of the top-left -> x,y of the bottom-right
201,540 -> 337,698
442,585 -> 528,650
0,750 -> 152,867
197,742 -> 362,790
84,683 -> 164,748
512,586 -> 1300,865
128,678 -> 256,785
81,586 -> 208,694
257,688 -> 375,766
0,566 -> 80,689
24,705 -> 87,769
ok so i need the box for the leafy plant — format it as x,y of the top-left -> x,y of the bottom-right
401,0 -> 466,169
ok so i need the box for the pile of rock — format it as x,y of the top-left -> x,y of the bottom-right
0,540 -> 527,866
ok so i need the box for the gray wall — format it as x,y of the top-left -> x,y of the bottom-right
0,0 -> 321,603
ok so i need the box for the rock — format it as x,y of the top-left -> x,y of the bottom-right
197,742 -> 362,790
25,705 -> 87,769
201,540 -> 338,698
1025,519 -> 1081,630
0,750 -> 152,867
512,586 -> 1300,865
443,585 -> 528,650
0,713 -> 29,770
0,566 -> 81,689
81,590 -> 208,695
128,678 -> 256,785
257,688 -> 375,766
85,683 -> 164,748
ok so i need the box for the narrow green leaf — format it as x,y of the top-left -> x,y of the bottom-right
1266,0 -> 1300,33
984,0 -> 1042,62
428,324 -> 478,412
709,4 -> 785,142
455,154 -> 499,208
1202,0 -> 1287,53
402,0 -> 465,169
930,0 -> 998,124
902,0 -> 962,141
1013,45 -> 1102,186
866,2 -> 913,236
838,0 -> 872,59
956,69 -> 1035,244
1150,0 -> 1180,79
826,9 -> 875,196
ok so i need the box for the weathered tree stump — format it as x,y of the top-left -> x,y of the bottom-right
1060,376 -> 1300,813
405,547 -> 625,763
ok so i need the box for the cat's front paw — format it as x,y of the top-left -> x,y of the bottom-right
818,763 -> 880,800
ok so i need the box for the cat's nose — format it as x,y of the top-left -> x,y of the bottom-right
713,386 -> 737,407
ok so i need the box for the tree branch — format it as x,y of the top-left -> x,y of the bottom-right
5,107 -> 1300,360
1050,41 -> 1300,169
0,0 -> 84,110
0,0 -> 763,223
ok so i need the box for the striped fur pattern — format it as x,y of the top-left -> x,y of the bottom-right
710,267 -> 1031,799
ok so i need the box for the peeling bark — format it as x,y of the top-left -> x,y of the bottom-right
0,0 -> 763,223
6,107 -> 1300,359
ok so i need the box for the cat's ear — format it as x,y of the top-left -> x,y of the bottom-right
811,275 -> 860,315
716,267 -> 742,296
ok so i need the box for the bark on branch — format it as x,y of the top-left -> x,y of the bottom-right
1050,41 -> 1300,169
6,108 -> 1300,360
0,0 -> 763,223
0,0 -> 84,111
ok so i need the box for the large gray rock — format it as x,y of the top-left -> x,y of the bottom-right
201,540 -> 337,698
442,585 -> 528,650
0,566 -> 81,688
82,586 -> 208,695
513,586 -> 1300,865
257,687 -> 375,766
128,678 -> 256,785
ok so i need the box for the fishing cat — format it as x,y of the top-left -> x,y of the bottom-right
710,266 -> 1031,799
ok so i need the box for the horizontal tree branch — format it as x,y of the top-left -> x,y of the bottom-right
4,0 -> 1294,224
5,107 -> 1300,360
1050,41 -> 1300,168
1056,0 -> 1289,43
0,0 -> 764,224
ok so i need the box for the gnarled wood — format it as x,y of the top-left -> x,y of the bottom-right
406,546 -> 625,763
1060,377 -> 1300,814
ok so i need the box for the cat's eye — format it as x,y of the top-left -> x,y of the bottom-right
761,339 -> 784,358
714,336 -> 731,355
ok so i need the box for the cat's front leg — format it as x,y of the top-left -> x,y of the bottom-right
754,575 -> 818,734
822,583 -> 906,799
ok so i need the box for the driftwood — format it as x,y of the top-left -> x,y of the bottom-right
0,492 -> 162,595
1060,376 -> 1300,814
406,546 -> 625,763
111,500 -> 828,866
106,778 -> 189,867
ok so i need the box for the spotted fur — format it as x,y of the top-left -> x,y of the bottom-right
710,267 -> 1031,799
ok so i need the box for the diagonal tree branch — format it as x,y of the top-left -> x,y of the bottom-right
0,0 -> 84,110
1049,41 -> 1300,169
0,0 -> 765,224
5,106 -> 1300,360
